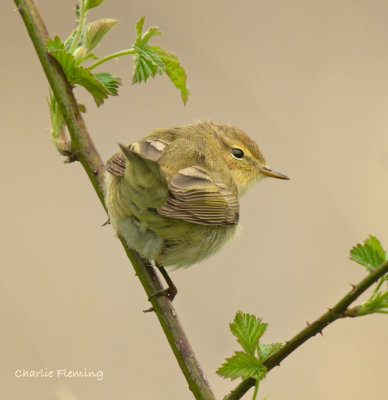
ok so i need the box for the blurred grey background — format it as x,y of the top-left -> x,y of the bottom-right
2,0 -> 388,399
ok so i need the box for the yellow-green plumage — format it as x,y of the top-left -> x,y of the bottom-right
105,121 -> 288,268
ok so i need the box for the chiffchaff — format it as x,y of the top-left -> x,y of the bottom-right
105,121 -> 288,277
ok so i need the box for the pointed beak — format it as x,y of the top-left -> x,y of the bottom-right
259,166 -> 290,180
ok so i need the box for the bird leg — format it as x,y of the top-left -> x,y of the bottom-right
145,262 -> 178,306
154,264 -> 178,302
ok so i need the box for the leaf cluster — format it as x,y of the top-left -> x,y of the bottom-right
132,17 -> 189,104
350,236 -> 388,315
46,0 -> 189,157
46,0 -> 188,107
217,311 -> 282,399
47,36 -> 120,106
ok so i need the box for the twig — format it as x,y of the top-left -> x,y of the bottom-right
14,1 -> 215,399
224,260 -> 388,400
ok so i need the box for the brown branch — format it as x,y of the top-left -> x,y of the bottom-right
14,1 -> 215,399
224,260 -> 388,400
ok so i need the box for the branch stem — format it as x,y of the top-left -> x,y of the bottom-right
251,380 -> 259,400
224,260 -> 388,400
89,48 -> 135,70
69,0 -> 86,53
15,1 -> 215,399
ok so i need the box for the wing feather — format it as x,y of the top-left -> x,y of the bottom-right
106,138 -> 168,177
158,166 -> 239,226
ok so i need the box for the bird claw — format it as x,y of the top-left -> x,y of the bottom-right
143,287 -> 178,313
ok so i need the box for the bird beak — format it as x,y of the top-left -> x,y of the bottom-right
259,166 -> 290,180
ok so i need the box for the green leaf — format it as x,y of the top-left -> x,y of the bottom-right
259,343 -> 282,362
230,311 -> 267,355
49,51 -> 107,106
132,48 -> 165,83
71,67 -> 109,106
134,17 -> 162,48
131,17 -> 189,103
140,27 -> 162,45
48,49 -> 77,78
358,291 -> 388,315
84,19 -> 118,52
94,72 -> 121,95
151,46 -> 189,104
136,16 -> 145,37
85,0 -> 105,10
216,351 -> 267,381
132,17 -> 164,84
47,36 -> 65,52
48,91 -> 64,140
350,235 -> 386,270
48,40 -> 117,106
365,236 -> 386,260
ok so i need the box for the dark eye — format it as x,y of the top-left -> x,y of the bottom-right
232,148 -> 244,159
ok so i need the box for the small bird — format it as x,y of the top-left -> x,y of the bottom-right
105,121 -> 288,298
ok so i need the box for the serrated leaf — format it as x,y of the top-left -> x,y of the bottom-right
217,351 -> 267,381
230,311 -> 267,355
259,343 -> 282,362
71,67 -> 109,106
48,49 -> 77,78
134,17 -> 161,47
132,48 -> 164,83
350,236 -> 386,270
140,27 -> 162,45
131,17 -> 189,103
47,36 -> 65,52
48,42 -> 115,106
151,46 -> 189,104
94,72 -> 121,95
84,19 -> 118,52
85,0 -> 104,10
132,17 -> 164,84
136,16 -> 145,36
365,236 -> 386,261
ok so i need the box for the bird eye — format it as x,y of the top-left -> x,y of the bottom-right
232,148 -> 244,159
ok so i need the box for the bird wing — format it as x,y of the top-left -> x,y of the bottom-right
106,152 -> 126,177
106,138 -> 168,177
158,165 -> 239,226
106,138 -> 239,226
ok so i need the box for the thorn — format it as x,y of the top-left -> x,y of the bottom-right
101,218 -> 110,226
143,306 -> 155,313
14,6 -> 21,12
306,321 -> 310,326
285,340 -> 289,345
327,308 -> 332,311
319,330 -> 324,336
349,282 -> 356,288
